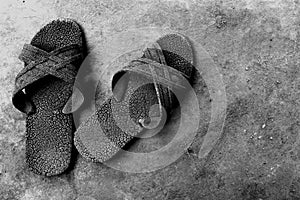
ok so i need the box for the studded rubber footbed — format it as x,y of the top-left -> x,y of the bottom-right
24,19 -> 83,176
74,34 -> 194,163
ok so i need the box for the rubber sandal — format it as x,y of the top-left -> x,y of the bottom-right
12,19 -> 85,176
74,33 -> 194,162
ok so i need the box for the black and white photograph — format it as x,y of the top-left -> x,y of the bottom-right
0,0 -> 299,199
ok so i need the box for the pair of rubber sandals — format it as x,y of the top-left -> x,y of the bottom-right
12,19 -> 194,176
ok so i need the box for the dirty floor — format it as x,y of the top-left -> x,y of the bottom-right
0,0 -> 300,199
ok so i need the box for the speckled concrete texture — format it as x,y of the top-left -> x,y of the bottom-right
0,0 -> 300,199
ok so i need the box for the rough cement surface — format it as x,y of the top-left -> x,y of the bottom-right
0,0 -> 300,199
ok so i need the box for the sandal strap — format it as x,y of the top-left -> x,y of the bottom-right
130,57 -> 189,90
12,44 -> 84,114
112,47 -> 192,113
115,56 -> 190,124
17,44 -> 82,83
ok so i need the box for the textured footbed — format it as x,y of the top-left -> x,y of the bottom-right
74,66 -> 160,162
74,33 -> 193,162
24,19 -> 83,176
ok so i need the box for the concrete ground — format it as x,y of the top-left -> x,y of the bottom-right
1,0 -> 300,199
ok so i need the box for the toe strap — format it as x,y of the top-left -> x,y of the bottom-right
130,57 -> 189,90
12,44 -> 84,114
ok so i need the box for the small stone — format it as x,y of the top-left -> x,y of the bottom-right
275,80 -> 281,85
